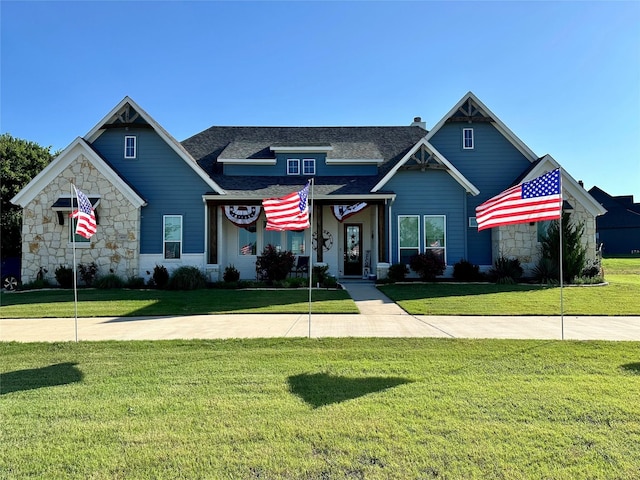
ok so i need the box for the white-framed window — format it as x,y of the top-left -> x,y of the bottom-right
287,230 -> 306,254
69,218 -> 90,244
263,221 -> 283,252
463,128 -> 474,150
303,158 -> 316,175
163,215 -> 182,259
469,217 -> 478,228
124,135 -> 137,159
287,158 -> 300,175
239,225 -> 257,255
424,215 -> 446,264
398,215 -> 420,265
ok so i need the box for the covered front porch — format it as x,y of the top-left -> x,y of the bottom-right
202,199 -> 390,281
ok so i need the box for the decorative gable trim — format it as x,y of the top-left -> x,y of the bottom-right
527,154 -> 607,218
425,91 -> 538,162
372,138 -> 479,195
11,137 -> 146,208
85,96 -> 226,195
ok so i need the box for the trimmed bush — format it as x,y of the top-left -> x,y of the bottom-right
387,263 -> 409,283
78,262 -> 98,287
489,256 -> 523,284
453,259 -> 481,282
152,265 -> 169,289
256,245 -> 295,283
168,266 -> 207,290
223,265 -> 240,283
55,265 -> 73,288
95,274 -> 125,289
409,252 -> 445,281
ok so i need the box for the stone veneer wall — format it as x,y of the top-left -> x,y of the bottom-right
20,155 -> 140,284
491,188 -> 598,275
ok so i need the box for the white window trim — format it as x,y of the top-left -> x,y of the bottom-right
163,215 -> 183,260
398,215 -> 420,265
303,158 -> 316,175
287,158 -> 300,175
463,128 -> 474,150
124,135 -> 137,159
424,215 -> 446,264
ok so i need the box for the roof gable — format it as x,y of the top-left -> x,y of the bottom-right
86,97 -> 225,195
372,138 -> 479,195
425,92 -> 538,162
11,137 -> 146,208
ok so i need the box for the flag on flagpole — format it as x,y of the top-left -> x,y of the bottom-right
70,185 -> 97,239
262,182 -> 310,231
476,169 -> 561,231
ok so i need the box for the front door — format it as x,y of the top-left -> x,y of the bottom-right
344,224 -> 362,276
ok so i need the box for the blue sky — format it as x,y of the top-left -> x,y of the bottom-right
2,1 -> 639,199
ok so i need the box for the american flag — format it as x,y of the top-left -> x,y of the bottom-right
71,185 -> 97,239
476,169 -> 562,231
262,182 -> 310,231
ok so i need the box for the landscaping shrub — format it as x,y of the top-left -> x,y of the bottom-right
532,257 -> 559,284
387,263 -> 409,282
20,279 -> 52,290
95,274 -> 125,289
409,252 -> 445,281
256,245 -> 295,283
489,256 -> 523,284
223,265 -> 240,283
78,262 -> 98,286
152,264 -> 170,289
168,266 -> 207,290
539,212 -> 587,283
287,277 -> 307,288
126,276 -> 146,289
54,265 -> 73,288
453,259 -> 481,282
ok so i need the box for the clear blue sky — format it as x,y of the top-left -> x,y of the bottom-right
2,1 -> 639,200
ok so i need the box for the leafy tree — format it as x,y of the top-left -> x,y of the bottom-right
1,134 -> 54,258
539,212 -> 587,283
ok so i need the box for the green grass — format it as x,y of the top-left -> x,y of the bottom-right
1,339 -> 639,479
0,288 -> 358,318
380,257 -> 640,316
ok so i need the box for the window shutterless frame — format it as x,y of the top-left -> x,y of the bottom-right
124,135 -> 137,159
463,128 -> 474,150
424,215 -> 446,264
303,158 -> 316,175
163,215 -> 182,259
287,158 -> 300,175
398,215 -> 420,265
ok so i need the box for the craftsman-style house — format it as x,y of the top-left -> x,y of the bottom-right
11,92 -> 605,284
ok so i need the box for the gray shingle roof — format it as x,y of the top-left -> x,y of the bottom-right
181,126 -> 427,196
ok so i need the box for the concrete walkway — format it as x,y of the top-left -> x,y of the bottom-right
1,281 -> 639,342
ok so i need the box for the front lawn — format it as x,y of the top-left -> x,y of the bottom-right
0,288 -> 358,318
1,339 -> 638,479
380,257 -> 640,316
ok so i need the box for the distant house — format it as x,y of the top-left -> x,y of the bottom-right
588,186 -> 640,255
12,92 -> 606,284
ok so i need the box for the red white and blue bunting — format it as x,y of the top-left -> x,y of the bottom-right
332,202 -> 368,222
223,205 -> 262,226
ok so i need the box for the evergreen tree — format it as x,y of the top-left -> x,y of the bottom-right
539,212 -> 587,283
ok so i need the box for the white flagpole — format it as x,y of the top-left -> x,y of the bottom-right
308,179 -> 314,338
559,169 -> 564,340
71,183 -> 79,342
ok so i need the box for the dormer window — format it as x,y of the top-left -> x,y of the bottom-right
124,135 -> 137,159
463,128 -> 474,150
303,158 -> 316,175
287,159 -> 300,175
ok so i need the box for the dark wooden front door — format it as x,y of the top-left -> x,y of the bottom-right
344,224 -> 362,276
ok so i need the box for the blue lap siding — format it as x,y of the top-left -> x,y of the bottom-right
91,127 -> 211,255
